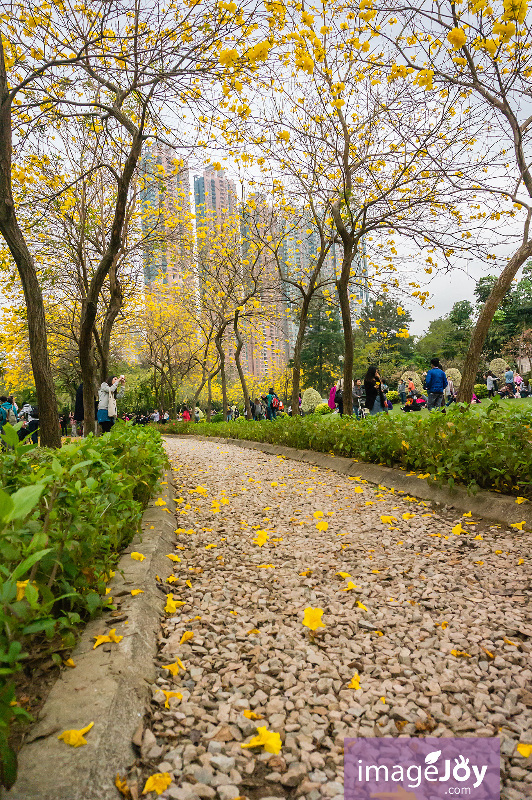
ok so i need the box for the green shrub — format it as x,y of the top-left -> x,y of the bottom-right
0,422 -> 166,789
387,390 -> 400,404
474,383 -> 488,399
446,368 -> 462,389
401,370 -> 423,392
489,357 -> 507,382
171,399 -> 532,499
301,388 -> 322,414
315,402 -> 332,415
211,412 -> 224,423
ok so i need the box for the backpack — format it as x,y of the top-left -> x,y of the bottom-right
6,406 -> 17,425
272,396 -> 279,410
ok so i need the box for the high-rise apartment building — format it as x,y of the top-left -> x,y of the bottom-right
193,166 -> 237,232
140,145 -> 191,286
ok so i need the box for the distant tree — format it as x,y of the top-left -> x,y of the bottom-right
352,296 -> 414,379
300,291 -> 344,395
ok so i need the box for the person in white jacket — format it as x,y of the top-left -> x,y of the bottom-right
97,375 -> 125,433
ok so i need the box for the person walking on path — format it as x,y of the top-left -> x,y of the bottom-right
60,412 -> 69,437
425,358 -> 448,410
398,379 -> 406,405
364,367 -> 387,416
335,379 -> 344,416
486,371 -> 496,399
19,401 -> 39,443
505,366 -> 515,395
97,375 -> 125,433
266,388 -> 279,420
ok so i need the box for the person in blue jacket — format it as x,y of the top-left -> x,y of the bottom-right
425,358 -> 448,410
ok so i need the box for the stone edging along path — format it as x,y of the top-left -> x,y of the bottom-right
7,471 -> 177,800
168,434 -> 532,529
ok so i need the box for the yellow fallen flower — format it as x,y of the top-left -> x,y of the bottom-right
142,772 -> 172,796
451,649 -> 471,657
130,552 -> 146,562
166,575 -> 178,584
380,515 -> 397,525
517,743 -> 532,758
93,629 -> 123,649
511,521 -> 525,530
58,721 -> 94,747
342,581 -> 360,592
164,594 -> 183,614
162,658 -> 186,676
336,571 -> 352,579
253,530 -> 269,546
241,726 -> 282,754
348,673 -> 361,690
16,580 -> 29,601
257,564 -> 275,569
115,773 -> 130,797
243,709 -> 263,720
154,498 -> 167,506
402,513 -> 415,521
356,601 -> 368,611
515,497 -> 527,504
166,554 -> 181,562
452,523 -> 466,535
316,520 -> 328,532
162,690 -> 183,708
180,631 -> 194,644
205,543 -> 217,550
131,589 -> 144,596
63,658 -> 76,668
302,607 -> 325,631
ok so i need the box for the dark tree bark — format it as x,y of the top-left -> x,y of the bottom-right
290,292 -> 312,416
214,327 -> 228,421
78,133 -> 143,434
94,256 -> 123,385
233,310 -> 252,419
458,237 -> 532,402
0,38 -> 61,447
336,251 -> 355,417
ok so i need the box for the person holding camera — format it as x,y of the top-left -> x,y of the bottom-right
97,375 -> 125,433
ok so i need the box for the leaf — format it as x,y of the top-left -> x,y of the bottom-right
425,750 -> 441,764
10,549 -> 52,581
7,484 -> 44,522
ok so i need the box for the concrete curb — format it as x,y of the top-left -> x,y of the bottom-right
167,434 -> 532,528
7,471 -> 176,800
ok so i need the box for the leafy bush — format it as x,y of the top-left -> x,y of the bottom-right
314,402 -> 332,415
0,422 -> 166,788
387,390 -> 400,404
446,368 -> 462,389
489,357 -> 507,381
474,383 -> 489,399
401,370 -> 423,392
301,388 -> 322,414
170,399 -> 532,499
211,412 -> 224,423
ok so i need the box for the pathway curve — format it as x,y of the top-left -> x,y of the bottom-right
143,437 -> 532,800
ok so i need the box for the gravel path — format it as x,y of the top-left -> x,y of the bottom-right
141,437 -> 532,800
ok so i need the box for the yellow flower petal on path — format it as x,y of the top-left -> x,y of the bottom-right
253,530 -> 269,546
243,709 -> 263,720
474,561 -> 484,565
504,637 -> 519,646
257,564 -> 275,569
380,515 -> 397,524
353,486 -> 363,494
63,658 -> 76,668
452,523 -> 465,535
380,696 -> 386,703
131,589 -> 144,596
165,595 -> 183,614
365,501 -> 374,506
473,535 -> 483,540
58,721 -> 94,747
247,628 -> 260,634
342,581 -> 360,591
511,521 -> 525,530
518,558 -> 524,565
180,631 -> 194,644
93,628 -> 123,649
241,726 -> 282,754
186,580 -> 192,588
166,576 -> 178,584
515,497 -> 527,504
299,568 -> 312,576
348,673 -> 361,690
451,649 -> 471,657
316,520 -> 328,531
356,601 -> 368,611
402,513 -> 415,520
313,510 -> 324,518
517,743 -> 532,758
463,511 -> 472,517
441,621 -> 448,630
115,773 -> 130,797
130,552 -> 145,561
205,543 -> 217,550
271,481 -> 278,487
142,772 -> 172,796
166,554 -> 181,562
374,630 -> 384,636
336,572 -> 352,579
162,690 -> 182,708
302,607 -> 325,631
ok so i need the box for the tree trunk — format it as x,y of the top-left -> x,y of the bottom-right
0,37 -> 61,448
318,340 -> 323,395
214,332 -> 228,421
78,132 -> 143,433
95,257 -> 123,384
458,238 -> 532,402
207,374 -> 213,421
336,263 -> 354,416
291,292 -> 312,416
233,311 -> 252,419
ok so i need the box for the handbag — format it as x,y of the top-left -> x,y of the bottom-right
107,390 -> 117,418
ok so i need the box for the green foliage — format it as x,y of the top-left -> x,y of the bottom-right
401,370 -> 423,392
446,368 -> 462,389
168,399 -> 532,498
0,423 -> 166,788
211,412 -> 224,423
314,402 -> 332,415
301,387 -> 322,413
353,295 -> 414,379
300,291 -> 344,395
387,390 -> 400,404
474,383 -> 489,398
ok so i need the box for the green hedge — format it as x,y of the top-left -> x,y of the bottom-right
0,422 -> 167,788
160,399 -> 532,498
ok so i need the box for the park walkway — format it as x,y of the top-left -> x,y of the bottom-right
146,437 -> 531,800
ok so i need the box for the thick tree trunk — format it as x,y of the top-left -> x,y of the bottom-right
214,332 -> 228,421
207,375 -> 213,422
78,133 -> 143,433
291,292 -> 312,416
458,239 -> 532,402
336,261 -> 354,416
233,312 -> 252,419
0,38 -> 61,447
82,354 -> 97,437
95,258 -> 123,384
